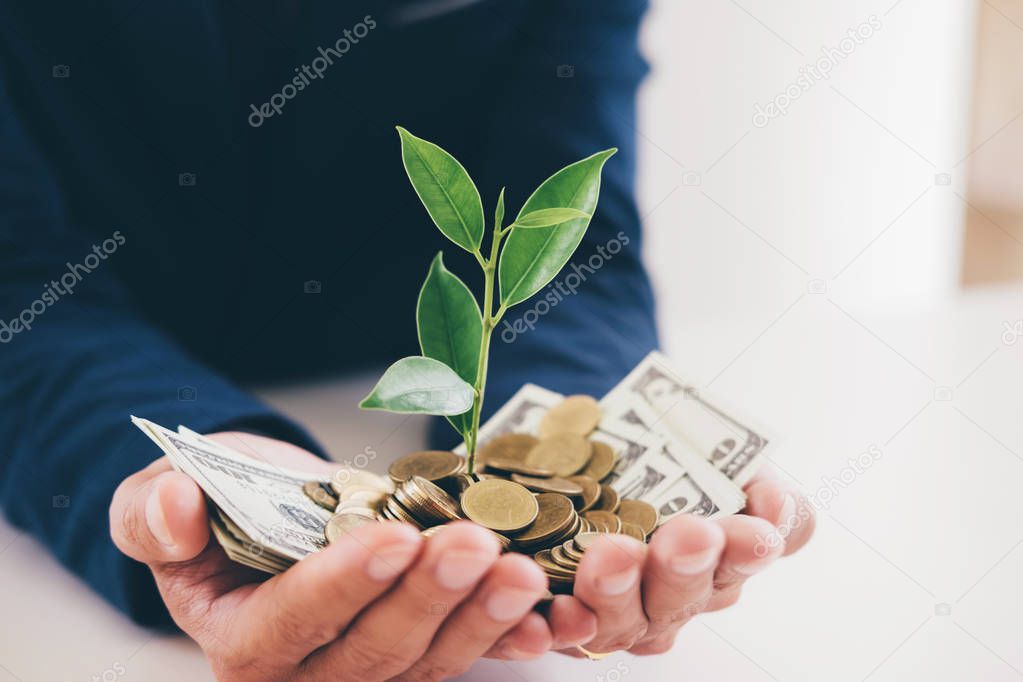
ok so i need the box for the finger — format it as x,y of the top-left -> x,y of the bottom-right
545,595 -> 598,650
485,612 -> 554,661
110,458 -> 209,564
235,521 -> 423,666
572,535 -> 649,652
109,458 -> 250,633
631,514 -> 724,653
744,474 -> 815,556
706,515 -> 783,612
401,553 -> 547,678
306,521 -> 500,681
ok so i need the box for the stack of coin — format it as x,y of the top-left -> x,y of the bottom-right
532,532 -> 609,591
511,493 -> 580,554
387,450 -> 465,485
306,395 -> 661,591
379,476 -> 463,528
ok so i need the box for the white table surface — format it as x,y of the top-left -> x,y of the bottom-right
3,283 -> 1023,682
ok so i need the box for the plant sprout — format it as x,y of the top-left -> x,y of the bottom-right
360,127 -> 615,475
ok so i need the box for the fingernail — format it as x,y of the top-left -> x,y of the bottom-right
145,485 -> 175,547
671,547 -> 718,576
366,542 -> 420,581
485,587 -> 538,622
435,550 -> 493,591
776,494 -> 797,529
595,565 -> 639,596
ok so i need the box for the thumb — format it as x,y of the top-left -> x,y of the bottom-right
111,457 -> 253,636
110,457 -> 210,564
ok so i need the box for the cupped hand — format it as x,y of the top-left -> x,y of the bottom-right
109,433 -> 575,681
558,465 -> 815,657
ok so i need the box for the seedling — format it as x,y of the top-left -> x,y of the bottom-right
360,127 -> 615,474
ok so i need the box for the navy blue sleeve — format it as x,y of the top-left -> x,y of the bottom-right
0,75 -> 325,629
429,0 -> 659,448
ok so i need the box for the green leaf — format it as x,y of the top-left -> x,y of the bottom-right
397,127 -> 485,252
494,187 -> 506,231
359,356 -> 475,415
498,149 -> 616,307
417,253 -> 482,434
511,207 -> 591,229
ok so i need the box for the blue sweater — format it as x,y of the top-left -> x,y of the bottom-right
0,0 -> 657,628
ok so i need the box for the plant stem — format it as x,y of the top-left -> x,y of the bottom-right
465,218 -> 508,474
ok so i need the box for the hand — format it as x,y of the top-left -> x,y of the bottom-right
559,465 -> 815,657
109,432 -> 581,681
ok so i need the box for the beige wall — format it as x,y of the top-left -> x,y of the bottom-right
962,0 -> 1023,284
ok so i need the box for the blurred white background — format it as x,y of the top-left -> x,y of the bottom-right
3,1 -> 1023,680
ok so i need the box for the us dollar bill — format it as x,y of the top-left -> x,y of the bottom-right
453,383 -> 560,455
605,404 -> 746,519
132,417 -> 331,566
602,350 -> 771,486
461,384 -> 745,522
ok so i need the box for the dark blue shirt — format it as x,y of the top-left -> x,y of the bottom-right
0,0 -> 657,628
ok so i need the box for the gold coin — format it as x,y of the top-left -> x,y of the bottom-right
479,433 -> 539,464
533,548 -> 558,570
389,450 -> 465,483
567,475 -> 601,512
538,395 -> 602,438
534,549 -> 575,577
393,477 -> 458,526
513,493 -> 577,545
592,484 -> 621,513
563,512 -> 584,538
521,510 -> 583,555
340,488 -> 386,506
325,511 -> 377,544
459,479 -> 539,533
583,510 -> 621,533
561,538 -> 585,562
580,441 -> 617,481
484,457 -> 555,478
620,521 -> 646,542
384,496 -> 424,528
330,468 -> 393,496
441,472 -> 482,495
510,474 -> 584,496
551,545 -> 580,569
526,434 -> 593,477
303,481 -> 339,511
337,483 -> 385,502
336,499 -> 378,515
617,499 -> 659,537
573,531 -> 609,552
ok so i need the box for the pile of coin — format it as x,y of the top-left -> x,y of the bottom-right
305,394 -> 660,592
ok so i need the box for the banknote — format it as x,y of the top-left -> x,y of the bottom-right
453,383 -> 557,454
458,384 -> 746,521
132,416 -> 331,564
603,351 -> 771,486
